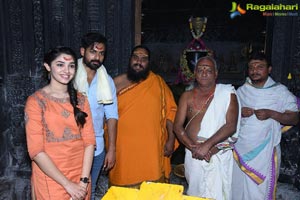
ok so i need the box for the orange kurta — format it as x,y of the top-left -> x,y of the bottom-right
24,89 -> 95,200
109,72 -> 177,186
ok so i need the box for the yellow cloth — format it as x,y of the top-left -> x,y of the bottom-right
109,72 -> 177,186
74,58 -> 113,104
102,182 -> 212,200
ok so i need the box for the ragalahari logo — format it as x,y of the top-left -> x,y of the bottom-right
230,2 -> 246,19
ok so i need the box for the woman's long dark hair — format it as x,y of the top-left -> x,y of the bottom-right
44,46 -> 88,128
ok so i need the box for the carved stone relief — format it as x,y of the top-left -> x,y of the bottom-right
0,0 -> 135,199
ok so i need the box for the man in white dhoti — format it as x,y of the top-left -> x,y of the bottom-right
232,52 -> 299,200
174,56 -> 240,200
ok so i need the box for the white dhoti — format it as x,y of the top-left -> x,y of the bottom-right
232,77 -> 298,200
185,149 -> 233,200
184,84 -> 240,200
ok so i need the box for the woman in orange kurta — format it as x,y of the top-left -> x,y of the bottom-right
25,47 -> 95,200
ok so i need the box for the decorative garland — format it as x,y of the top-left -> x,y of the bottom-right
177,41 -> 213,84
189,17 -> 207,39
175,17 -> 212,85
178,49 -> 196,83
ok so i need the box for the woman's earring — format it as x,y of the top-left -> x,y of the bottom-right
48,72 -> 51,80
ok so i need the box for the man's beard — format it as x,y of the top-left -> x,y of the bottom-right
83,57 -> 102,71
127,64 -> 150,82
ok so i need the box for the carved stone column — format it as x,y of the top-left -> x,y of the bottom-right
267,0 -> 300,92
266,0 -> 300,190
0,0 -> 136,198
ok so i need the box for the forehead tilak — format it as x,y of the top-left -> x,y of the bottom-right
133,48 -> 148,57
92,42 -> 105,51
196,64 -> 214,70
133,53 -> 148,57
249,59 -> 267,65
62,56 -> 73,61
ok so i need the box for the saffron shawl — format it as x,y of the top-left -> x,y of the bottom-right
109,72 -> 177,186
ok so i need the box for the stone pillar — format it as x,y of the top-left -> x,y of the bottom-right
266,0 -> 300,93
266,0 -> 300,189
0,0 -> 135,198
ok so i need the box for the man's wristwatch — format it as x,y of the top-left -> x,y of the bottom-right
80,177 -> 89,184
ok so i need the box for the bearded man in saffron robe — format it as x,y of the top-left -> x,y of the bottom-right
110,45 -> 177,187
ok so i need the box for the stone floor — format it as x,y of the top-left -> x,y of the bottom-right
95,167 -> 300,200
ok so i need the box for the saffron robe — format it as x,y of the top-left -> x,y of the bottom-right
109,72 -> 177,186
185,84 -> 240,200
25,90 -> 95,200
232,77 -> 298,200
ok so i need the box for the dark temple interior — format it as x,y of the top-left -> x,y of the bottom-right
0,0 -> 299,199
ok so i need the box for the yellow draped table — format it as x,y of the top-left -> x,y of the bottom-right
102,181 -> 213,200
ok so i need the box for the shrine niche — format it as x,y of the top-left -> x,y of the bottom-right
141,0 -> 265,87
177,16 -> 211,85
174,16 -> 249,88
